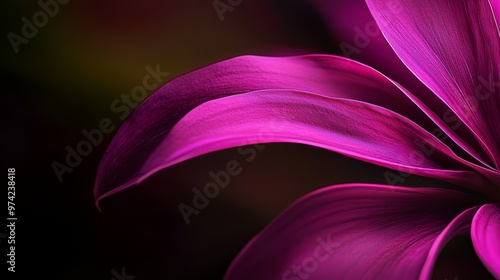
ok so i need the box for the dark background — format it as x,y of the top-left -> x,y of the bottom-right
0,0 -> 493,279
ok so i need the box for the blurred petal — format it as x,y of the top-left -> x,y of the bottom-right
366,0 -> 500,167
95,87 -> 495,205
224,184 -> 479,280
471,203 -> 500,279
309,0 -> 422,90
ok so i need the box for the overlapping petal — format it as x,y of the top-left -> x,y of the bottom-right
471,203 -> 500,278
141,89 -> 494,194
95,85 -> 498,205
366,0 -> 500,167
96,54 -> 485,204
309,0 -> 498,169
224,184 -> 479,280
93,1 -> 500,278
309,0 -> 426,90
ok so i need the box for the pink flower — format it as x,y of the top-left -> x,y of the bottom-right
95,0 -> 500,278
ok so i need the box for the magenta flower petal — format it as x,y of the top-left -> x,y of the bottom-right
309,0 -> 498,173
141,89 -> 491,191
309,0 -> 427,92
366,0 -> 500,167
492,0 -> 500,22
224,184 -> 478,280
92,0 -> 500,277
94,54 -> 420,201
471,203 -> 500,278
419,206 -> 480,279
95,86 -> 496,205
96,54 -> 496,204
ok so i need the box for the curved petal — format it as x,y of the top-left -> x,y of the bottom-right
366,0 -> 500,167
419,206 -> 480,279
471,203 -> 500,279
95,54 -> 475,203
224,184 -> 479,280
309,0 -> 496,169
95,88 -> 497,205
309,0 -> 432,94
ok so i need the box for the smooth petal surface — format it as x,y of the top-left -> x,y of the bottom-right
366,0 -> 500,167
144,90 -> 491,190
471,203 -> 500,279
309,0 -> 497,169
95,54 -> 466,203
224,184 -> 479,280
96,87 -> 496,205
